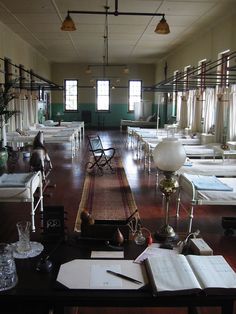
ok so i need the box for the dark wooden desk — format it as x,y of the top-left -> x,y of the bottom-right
0,237 -> 235,314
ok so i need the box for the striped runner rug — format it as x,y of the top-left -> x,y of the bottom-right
74,157 -> 138,232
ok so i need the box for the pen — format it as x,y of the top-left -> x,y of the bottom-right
106,270 -> 142,284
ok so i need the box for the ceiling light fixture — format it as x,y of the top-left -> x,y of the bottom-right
154,15 -> 170,34
61,0 -> 170,34
61,12 -> 76,31
85,66 -> 92,74
123,66 -> 129,74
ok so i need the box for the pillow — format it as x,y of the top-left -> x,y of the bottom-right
44,120 -> 54,126
16,128 -> 29,136
150,113 -> 157,122
27,125 -> 36,131
146,115 -> 153,122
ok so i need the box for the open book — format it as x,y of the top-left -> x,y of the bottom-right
145,254 -> 236,296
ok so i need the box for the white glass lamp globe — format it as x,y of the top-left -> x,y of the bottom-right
153,138 -> 186,172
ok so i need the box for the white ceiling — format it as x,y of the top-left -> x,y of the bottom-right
0,0 -> 235,65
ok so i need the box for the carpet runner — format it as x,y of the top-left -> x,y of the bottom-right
74,157 -> 138,232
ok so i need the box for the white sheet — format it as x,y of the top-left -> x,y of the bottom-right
178,174 -> 236,232
178,159 -> 236,176
0,172 -> 40,199
0,171 -> 43,231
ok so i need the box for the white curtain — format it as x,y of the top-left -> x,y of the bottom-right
214,89 -> 229,144
178,94 -> 188,129
27,93 -> 37,126
228,85 -> 236,140
176,91 -> 182,123
186,90 -> 196,130
202,88 -> 216,133
14,96 -> 22,131
191,92 -> 202,133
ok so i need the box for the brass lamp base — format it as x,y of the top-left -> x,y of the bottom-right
155,224 -> 179,242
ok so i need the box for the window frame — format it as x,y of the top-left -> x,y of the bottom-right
64,79 -> 78,112
184,65 -> 191,92
172,70 -> 179,117
96,79 -> 110,112
217,50 -> 230,88
128,80 -> 142,112
198,59 -> 207,92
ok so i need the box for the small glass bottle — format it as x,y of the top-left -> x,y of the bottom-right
134,227 -> 146,245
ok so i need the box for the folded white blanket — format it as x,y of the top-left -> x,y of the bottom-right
184,174 -> 233,191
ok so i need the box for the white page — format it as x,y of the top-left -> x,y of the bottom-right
134,243 -> 178,264
146,254 -> 202,294
187,255 -> 236,289
91,251 -> 124,258
90,264 -> 122,288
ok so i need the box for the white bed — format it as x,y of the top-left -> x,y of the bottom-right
6,130 -> 77,158
120,119 -> 157,131
135,137 -> 201,173
183,144 -> 216,158
0,171 -> 43,231
60,121 -> 85,140
177,173 -> 236,233
178,158 -> 236,176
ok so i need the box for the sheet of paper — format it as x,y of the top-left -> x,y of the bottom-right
134,243 -> 179,264
91,251 -> 124,259
90,264 -> 122,288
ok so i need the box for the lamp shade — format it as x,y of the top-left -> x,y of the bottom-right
61,13 -> 76,31
155,16 -> 170,34
153,138 -> 186,172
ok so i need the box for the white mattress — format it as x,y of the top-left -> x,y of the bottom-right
178,159 -> 236,176
183,145 -> 215,157
0,172 -> 40,200
7,133 -> 74,144
196,178 -> 236,203
180,174 -> 236,204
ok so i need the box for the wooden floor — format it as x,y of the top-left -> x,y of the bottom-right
0,129 -> 236,314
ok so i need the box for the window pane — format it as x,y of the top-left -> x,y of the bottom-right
97,80 -> 110,111
65,80 -> 78,111
129,81 -> 141,111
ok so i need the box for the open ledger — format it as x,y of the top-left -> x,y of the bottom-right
145,254 -> 236,296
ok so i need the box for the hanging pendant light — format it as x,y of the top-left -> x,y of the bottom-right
61,13 -> 76,31
155,15 -> 170,34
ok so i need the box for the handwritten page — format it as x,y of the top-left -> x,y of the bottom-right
145,254 -> 202,296
134,243 -> 179,264
187,255 -> 236,290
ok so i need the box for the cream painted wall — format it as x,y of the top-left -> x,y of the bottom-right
0,21 -> 51,80
155,10 -> 236,83
51,63 -> 155,104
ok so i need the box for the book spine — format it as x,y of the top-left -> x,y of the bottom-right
144,259 -> 158,297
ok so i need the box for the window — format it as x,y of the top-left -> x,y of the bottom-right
96,80 -> 110,111
198,59 -> 207,92
64,79 -> 78,111
172,70 -> 179,117
217,50 -> 230,87
184,65 -> 191,91
129,80 -> 142,112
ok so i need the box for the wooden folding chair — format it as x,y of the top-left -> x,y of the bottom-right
86,134 -> 116,174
